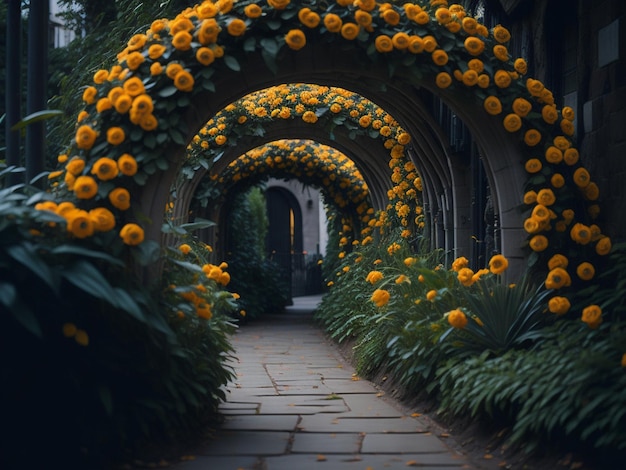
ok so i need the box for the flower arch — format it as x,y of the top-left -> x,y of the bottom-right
42,0 -> 611,297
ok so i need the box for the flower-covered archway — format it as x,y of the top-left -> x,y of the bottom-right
45,0 -> 611,293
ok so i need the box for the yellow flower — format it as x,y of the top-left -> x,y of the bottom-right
451,256 -> 469,272
75,125 -> 98,150
73,176 -> 98,199
523,190 -> 537,205
392,32 -> 410,50
457,267 -> 474,286
426,289 -> 437,301
464,36 -> 485,56
323,13 -> 343,32
340,23 -> 360,40
106,126 -> 125,146
529,235 -> 548,252
542,105 -> 559,124
371,288 -> 390,308
82,86 -> 97,104
576,262 -> 595,281
545,146 -> 563,164
514,58 -> 528,74
285,29 -> 306,50
89,207 -> 116,232
595,236 -> 612,256
117,153 -> 137,176
123,76 -> 145,97
581,304 -> 602,329
435,72 -> 452,89
244,4 -> 262,18
108,187 -> 131,210
114,93 -> 133,113
548,254 -> 568,270
483,96 -> 502,115
447,309 -> 468,329
196,47 -> 215,66
545,267 -> 571,290
570,223 -> 591,245
91,157 -> 119,181
179,244 -> 191,255
382,8 -> 400,26
227,18 -> 247,36
172,30 -> 192,50
503,113 -> 522,132
431,49 -> 448,65
66,209 -> 95,238
548,296 -> 570,315
120,223 -> 145,246
494,69 -> 512,88
174,70 -> 194,92
366,270 -> 383,284
375,35 -> 393,53
489,254 -> 508,275
536,188 -> 556,206
96,97 -> 112,113
125,51 -> 145,70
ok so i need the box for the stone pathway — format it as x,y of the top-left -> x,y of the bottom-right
169,295 -> 474,470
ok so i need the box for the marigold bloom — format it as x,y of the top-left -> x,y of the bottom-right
285,29 -> 306,50
484,96 -> 502,115
91,157 -> 119,181
447,309 -> 468,329
302,110 -> 318,123
489,254 -> 508,275
392,32 -> 410,50
545,146 -> 563,164
545,267 -> 571,290
73,176 -> 98,199
89,207 -> 116,232
106,127 -> 125,146
570,222 -> 591,245
492,24 -> 511,43
371,288 -> 390,307
375,35 -> 393,53
464,36 -> 485,56
174,70 -> 194,92
431,49 -> 448,65
542,105 -> 559,124
341,23 -> 360,40
435,72 -> 452,89
548,253 -> 568,270
595,236 -> 612,256
529,234 -> 549,252
123,77 -> 145,97
66,209 -> 95,238
366,270 -> 383,284
503,113 -> 522,132
494,69 -> 512,88
514,58 -> 528,74
493,44 -> 509,61
109,187 -> 131,210
75,125 -> 98,150
576,262 -> 595,281
536,188 -> 556,206
522,158 -> 541,174
451,256 -> 469,272
120,223 -> 144,246
457,267 -> 474,286
244,4 -> 262,18
548,296 -> 570,315
323,13 -> 342,32
581,304 -> 602,329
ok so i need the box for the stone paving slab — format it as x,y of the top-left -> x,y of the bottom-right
167,296 -> 475,469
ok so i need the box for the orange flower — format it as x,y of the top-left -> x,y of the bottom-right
73,175 -> 98,199
108,187 -> 131,210
492,24 -> 511,43
545,146 -> 563,164
529,235 -> 548,252
375,35 -> 393,53
371,288 -> 390,307
174,70 -> 194,92
464,36 -> 485,56
117,153 -> 137,176
541,105 -> 559,124
431,49 -> 448,65
576,262 -> 595,281
340,23 -> 360,40
106,126 -> 125,146
125,51 -> 145,70
545,267 -> 571,290
123,77 -> 145,97
120,223 -> 144,246
91,157 -> 119,181
75,125 -> 98,150
435,72 -> 452,89
524,129 -> 542,147
581,305 -> 602,329
503,113 -> 522,132
483,96 -> 502,115
323,13 -> 343,32
489,254 -> 508,275
89,207 -> 116,232
244,4 -> 262,18
172,30 -> 192,50
573,167 -> 590,188
536,188 -> 556,206
447,309 -> 468,329
285,29 -> 306,50
548,296 -> 570,315
114,93 -> 132,113
66,209 -> 95,238
392,32 -> 410,50
227,18 -> 246,36
196,47 -> 215,66
82,86 -> 97,104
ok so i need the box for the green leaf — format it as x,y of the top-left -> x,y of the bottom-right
260,38 -> 278,55
0,282 -> 43,337
170,128 -> 186,145
50,245 -> 124,267
158,86 -> 178,97
6,243 -> 58,292
60,260 -> 119,305
223,55 -> 241,71
112,286 -> 146,323
171,259 -> 204,273
11,110 -> 63,131
180,218 -> 216,232
98,386 -> 114,415
243,36 -> 256,52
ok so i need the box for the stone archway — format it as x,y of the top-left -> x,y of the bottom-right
48,0 -> 610,285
